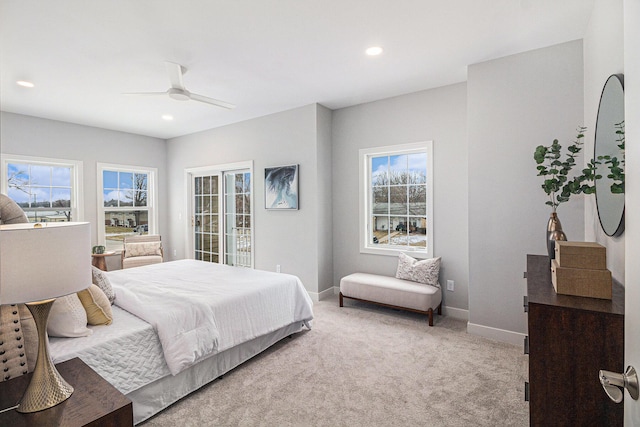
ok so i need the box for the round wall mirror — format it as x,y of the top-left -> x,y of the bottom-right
594,74 -> 625,237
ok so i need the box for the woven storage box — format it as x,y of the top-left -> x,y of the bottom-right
551,259 -> 612,299
554,241 -> 607,270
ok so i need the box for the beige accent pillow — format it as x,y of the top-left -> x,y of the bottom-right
124,241 -> 162,258
0,193 -> 29,224
395,253 -> 441,287
47,294 -> 93,338
91,265 -> 115,304
77,285 -> 113,326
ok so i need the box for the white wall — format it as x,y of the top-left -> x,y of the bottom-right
0,112 -> 168,258
316,105 -> 334,296
331,83 -> 469,315
467,40 -> 585,343
583,0 -> 625,283
165,104 -> 332,298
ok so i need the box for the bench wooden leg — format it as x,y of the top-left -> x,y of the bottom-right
437,303 -> 442,315
339,292 -> 343,307
427,308 -> 434,326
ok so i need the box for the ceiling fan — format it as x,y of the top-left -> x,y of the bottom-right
125,61 -> 235,110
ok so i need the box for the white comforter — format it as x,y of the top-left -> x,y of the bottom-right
107,259 -> 314,375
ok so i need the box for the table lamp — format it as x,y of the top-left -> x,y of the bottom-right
0,222 -> 91,413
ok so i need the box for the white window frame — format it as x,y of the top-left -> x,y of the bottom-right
359,141 -> 434,258
1,154 -> 84,221
97,163 -> 158,249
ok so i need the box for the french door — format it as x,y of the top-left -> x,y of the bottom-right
223,170 -> 252,267
190,163 -> 253,267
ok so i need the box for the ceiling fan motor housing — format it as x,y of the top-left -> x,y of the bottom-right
168,88 -> 191,101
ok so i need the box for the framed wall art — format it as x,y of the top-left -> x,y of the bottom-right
265,164 -> 298,210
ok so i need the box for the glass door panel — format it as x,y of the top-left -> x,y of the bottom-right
193,174 -> 219,263
224,171 -> 252,267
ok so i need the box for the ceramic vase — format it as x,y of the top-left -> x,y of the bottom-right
546,212 -> 567,260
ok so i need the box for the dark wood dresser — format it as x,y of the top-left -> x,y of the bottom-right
526,254 -> 624,426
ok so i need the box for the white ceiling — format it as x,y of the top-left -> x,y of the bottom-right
0,0 -> 595,140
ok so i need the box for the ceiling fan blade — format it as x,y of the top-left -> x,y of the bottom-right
189,93 -> 236,110
165,61 -> 186,90
123,91 -> 168,96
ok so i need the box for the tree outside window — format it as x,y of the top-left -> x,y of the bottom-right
98,164 -> 156,251
360,142 -> 433,257
5,159 -> 76,222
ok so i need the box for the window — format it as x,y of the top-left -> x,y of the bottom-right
359,142 -> 433,257
97,163 -> 157,251
2,155 -> 83,222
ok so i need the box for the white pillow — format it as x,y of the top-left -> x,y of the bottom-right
47,294 -> 93,338
124,241 -> 162,258
395,253 -> 441,287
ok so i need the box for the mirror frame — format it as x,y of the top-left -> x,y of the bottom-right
594,73 -> 625,237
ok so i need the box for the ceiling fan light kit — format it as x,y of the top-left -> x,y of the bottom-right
125,61 -> 235,110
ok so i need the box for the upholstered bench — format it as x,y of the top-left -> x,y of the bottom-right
339,272 -> 442,326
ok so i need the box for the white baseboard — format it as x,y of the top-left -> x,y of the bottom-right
327,286 -> 522,345
311,287 -> 335,302
442,306 -> 468,321
467,322 -> 526,346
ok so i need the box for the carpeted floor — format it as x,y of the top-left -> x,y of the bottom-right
142,295 -> 529,426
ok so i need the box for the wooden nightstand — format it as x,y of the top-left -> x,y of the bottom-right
0,357 -> 133,426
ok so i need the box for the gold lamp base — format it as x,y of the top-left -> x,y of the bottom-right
17,299 -> 74,413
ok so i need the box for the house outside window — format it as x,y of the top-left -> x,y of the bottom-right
97,163 -> 157,251
359,141 -> 433,257
2,155 -> 83,222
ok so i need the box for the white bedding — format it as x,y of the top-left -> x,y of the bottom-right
106,259 -> 314,375
49,305 -> 170,394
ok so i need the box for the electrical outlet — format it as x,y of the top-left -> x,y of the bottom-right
446,280 -> 454,291
173,249 -> 177,257
276,264 -> 281,273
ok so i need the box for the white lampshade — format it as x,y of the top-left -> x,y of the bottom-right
0,222 -> 92,304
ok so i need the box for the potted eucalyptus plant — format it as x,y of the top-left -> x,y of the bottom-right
533,127 -> 589,258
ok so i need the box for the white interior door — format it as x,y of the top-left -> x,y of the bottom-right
625,1 -> 640,423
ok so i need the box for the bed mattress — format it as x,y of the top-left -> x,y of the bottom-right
49,305 -> 170,394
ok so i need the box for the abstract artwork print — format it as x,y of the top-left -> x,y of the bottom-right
265,165 -> 298,210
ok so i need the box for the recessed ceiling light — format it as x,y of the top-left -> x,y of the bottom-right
16,80 -> 35,88
161,114 -> 174,121
365,46 -> 383,56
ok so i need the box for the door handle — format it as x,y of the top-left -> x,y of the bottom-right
599,366 -> 639,403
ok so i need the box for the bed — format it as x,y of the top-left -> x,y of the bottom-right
48,259 -> 314,424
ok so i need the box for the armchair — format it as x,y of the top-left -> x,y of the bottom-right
121,234 -> 163,269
